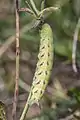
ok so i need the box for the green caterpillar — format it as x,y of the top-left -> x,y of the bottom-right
0,101 -> 7,120
20,23 -> 53,120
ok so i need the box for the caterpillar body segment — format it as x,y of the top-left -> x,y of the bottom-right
27,23 -> 54,106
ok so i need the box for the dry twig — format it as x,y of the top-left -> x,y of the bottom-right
12,0 -> 20,119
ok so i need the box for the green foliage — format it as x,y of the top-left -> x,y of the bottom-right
72,0 -> 80,17
68,87 -> 80,103
54,38 -> 72,60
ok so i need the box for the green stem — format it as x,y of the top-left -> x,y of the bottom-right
39,6 -> 59,16
20,103 -> 29,120
25,1 -> 37,18
25,0 -> 33,11
30,0 -> 39,16
41,0 -> 45,10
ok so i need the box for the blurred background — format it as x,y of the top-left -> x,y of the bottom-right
0,0 -> 80,120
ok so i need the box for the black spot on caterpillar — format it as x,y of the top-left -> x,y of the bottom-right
37,71 -> 42,75
40,54 -> 44,57
39,62 -> 44,66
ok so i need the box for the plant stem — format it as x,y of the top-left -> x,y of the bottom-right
72,17 -> 80,73
12,0 -> 20,119
41,0 -> 45,10
30,0 -> 39,16
20,103 -> 29,120
19,7 -> 34,15
39,6 -> 59,16
25,0 -> 34,12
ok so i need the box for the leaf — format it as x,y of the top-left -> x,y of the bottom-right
68,87 -> 80,103
72,0 -> 80,17
54,38 -> 72,60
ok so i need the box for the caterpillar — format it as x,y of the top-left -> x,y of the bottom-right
20,23 -> 53,120
0,101 -> 7,120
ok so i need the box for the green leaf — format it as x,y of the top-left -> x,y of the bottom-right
72,0 -> 80,17
54,38 -> 72,60
68,87 -> 80,103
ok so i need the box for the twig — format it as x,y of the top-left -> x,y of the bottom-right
39,0 -> 71,17
72,18 -> 80,73
41,0 -> 45,10
25,0 -> 34,13
12,0 -> 20,119
19,8 -> 34,15
30,0 -> 39,16
39,6 -> 59,16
